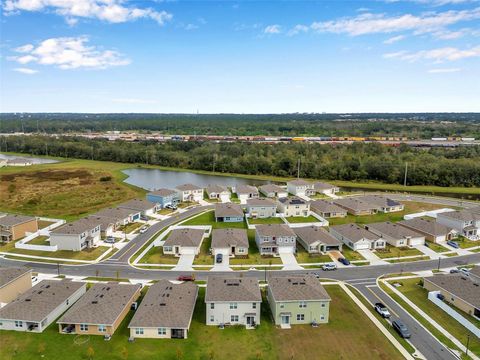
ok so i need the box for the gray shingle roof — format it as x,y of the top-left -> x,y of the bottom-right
58,283 -> 140,326
214,203 -> 244,218
0,214 -> 36,227
94,207 -> 138,220
235,185 -> 258,195
397,218 -> 453,236
206,185 -> 229,195
313,182 -> 337,191
268,275 -> 330,302
357,195 -> 402,208
470,266 -> 480,279
0,280 -> 85,322
163,228 -> 205,247
310,200 -> 347,215
288,179 -> 312,186
0,267 -> 31,289
176,183 -> 202,191
259,184 -> 285,194
128,280 -> 198,329
86,216 -> 115,232
119,199 -> 157,212
256,224 -> 296,238
333,198 -> 381,212
148,188 -> 177,197
365,222 -> 424,239
294,226 -> 342,246
438,210 -> 480,222
278,196 -> 308,205
205,276 -> 261,302
50,218 -> 100,235
424,274 -> 480,309
246,198 -> 276,207
211,229 -> 249,249
330,223 -> 379,243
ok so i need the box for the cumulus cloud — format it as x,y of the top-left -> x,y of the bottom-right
9,36 -> 131,70
384,35 -> 406,44
384,45 -> 480,62
288,24 -> 309,36
3,0 -> 173,25
13,67 -> 38,74
428,67 -> 461,72
264,24 -> 281,34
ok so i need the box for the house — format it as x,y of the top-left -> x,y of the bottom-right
286,179 -> 315,197
0,268 -> 32,304
58,283 -> 141,336
205,276 -> 261,328
436,211 -> 480,241
277,197 -> 310,217
146,188 -> 179,209
357,195 -> 405,213
95,207 -> 141,225
162,228 -> 206,256
0,280 -> 86,332
397,218 -> 456,243
294,226 -> 343,253
246,198 -> 277,219
364,222 -> 425,247
211,229 -> 249,257
0,214 -> 38,242
86,216 -> 116,237
205,185 -> 230,201
259,184 -> 288,198
329,223 -> 386,251
255,224 -> 297,256
267,275 -> 331,327
129,280 -> 198,339
313,182 -> 339,196
332,198 -> 381,216
423,274 -> 480,318
214,203 -> 244,223
49,218 -> 101,251
234,185 -> 259,203
310,200 -> 347,218
175,184 -> 204,202
119,198 -> 159,216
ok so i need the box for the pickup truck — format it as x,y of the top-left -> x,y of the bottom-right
322,263 -> 337,271
374,302 -> 391,318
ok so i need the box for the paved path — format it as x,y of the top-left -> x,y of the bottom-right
279,253 -> 303,270
358,249 -> 389,265
211,250 -> 232,271
172,254 -> 195,271
414,245 -> 445,260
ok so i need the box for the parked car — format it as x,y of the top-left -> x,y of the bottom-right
449,269 -> 459,274
392,320 -> 411,338
216,253 -> 223,264
177,275 -> 195,282
104,237 -> 115,244
322,263 -> 337,271
436,293 -> 445,301
447,240 -> 459,249
459,268 -> 470,276
338,257 -> 350,266
62,324 -> 75,333
139,226 -> 149,234
374,303 -> 391,318
140,215 -> 149,221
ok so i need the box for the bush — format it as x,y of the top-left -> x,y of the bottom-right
99,176 -> 112,182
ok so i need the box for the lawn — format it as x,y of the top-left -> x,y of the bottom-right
27,235 -> 50,246
426,242 -> 450,253
37,220 -> 55,229
248,217 -> 284,225
118,222 -> 143,234
295,247 -> 333,263
455,236 -> 479,249
388,278 -> 480,356
374,245 -> 423,259
229,229 -> 282,265
340,247 -> 365,261
6,246 -> 112,261
137,246 -> 179,264
386,256 -> 430,263
192,235 -> 213,265
285,215 -> 319,223
0,285 -> 404,360
183,210 -> 247,229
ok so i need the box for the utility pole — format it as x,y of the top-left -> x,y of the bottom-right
403,162 -> 408,187
466,334 -> 470,357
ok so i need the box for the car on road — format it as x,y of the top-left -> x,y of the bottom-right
139,226 -> 149,234
392,319 -> 411,339
447,240 -> 459,249
216,253 -> 223,264
338,257 -> 350,266
449,269 -> 459,274
374,302 -> 391,318
177,275 -> 195,282
459,267 -> 470,276
322,263 -> 337,271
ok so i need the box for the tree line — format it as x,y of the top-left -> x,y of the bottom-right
2,135 -> 480,188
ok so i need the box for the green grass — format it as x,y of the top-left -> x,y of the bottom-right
386,256 -> 430,263
118,222 -> 143,234
138,247 -> 178,264
7,246 -> 112,261
26,235 -> 50,246
37,220 -> 55,229
0,285 -> 403,360
285,215 -> 319,223
192,235 -> 213,265
183,210 -> 247,229
295,246 -> 333,263
374,245 -> 423,259
340,247 -> 365,261
426,242 -> 450,253
248,217 -> 284,225
229,229 -> 282,265
455,236 -> 479,249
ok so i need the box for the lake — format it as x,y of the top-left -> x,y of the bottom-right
0,153 -> 58,164
122,168 -> 272,191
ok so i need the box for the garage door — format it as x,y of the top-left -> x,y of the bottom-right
355,242 -> 370,250
278,246 -> 295,254
181,248 -> 196,255
409,237 -> 425,246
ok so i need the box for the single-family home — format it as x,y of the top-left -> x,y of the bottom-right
423,274 -> 480,318
211,228 -> 249,257
162,228 -> 206,256
246,198 -> 277,219
0,280 -> 86,332
357,195 -> 405,213
286,179 -> 315,197
259,184 -> 288,198
313,182 -> 340,196
397,218 -> 456,243
86,216 -> 116,237
277,197 -> 310,217
205,276 -> 261,328
364,221 -> 425,247
49,218 -> 101,251
95,207 -> 141,225
329,223 -> 385,251
146,188 -> 179,209
0,214 -> 38,242
294,226 -> 343,253
128,280 -> 198,339
176,184 -> 204,202
255,224 -> 297,256
332,198 -> 381,216
205,185 -> 231,201
267,275 -> 331,327
310,200 -> 347,218
119,198 -> 159,216
436,211 -> 480,241
58,283 -> 141,336
214,203 -> 244,223
0,268 -> 32,304
234,185 -> 259,203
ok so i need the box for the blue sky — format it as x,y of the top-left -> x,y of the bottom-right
1,0 -> 479,113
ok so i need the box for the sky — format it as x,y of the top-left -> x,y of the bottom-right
1,0 -> 480,113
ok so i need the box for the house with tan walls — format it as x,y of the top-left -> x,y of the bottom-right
0,268 -> 32,305
0,214 -> 38,242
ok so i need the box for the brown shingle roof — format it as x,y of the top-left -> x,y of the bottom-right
294,226 -> 342,246
214,203 -> 244,218
259,184 -> 285,194
330,223 -> 379,243
365,222 -> 424,239
288,179 -> 312,186
333,198 -> 381,212
313,182 -> 337,191
246,198 -> 276,207
310,200 -> 347,215
357,195 -> 403,208
268,275 -> 330,302
438,210 -> 480,222
163,228 -> 205,248
211,229 -> 248,249
176,183 -> 202,191
0,267 -> 31,289
206,185 -> 229,195
424,274 -> 480,309
256,224 -> 296,238
397,218 -> 453,236
205,276 -> 261,302
235,185 -> 258,195
148,188 -> 177,197
119,199 -> 157,212
94,207 -> 138,220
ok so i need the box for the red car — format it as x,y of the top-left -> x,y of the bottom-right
177,275 -> 195,282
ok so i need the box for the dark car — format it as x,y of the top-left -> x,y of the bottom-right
447,240 -> 459,249
177,275 -> 195,282
216,253 -> 223,264
392,320 -> 411,339
338,257 -> 350,266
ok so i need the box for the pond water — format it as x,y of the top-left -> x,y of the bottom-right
0,153 -> 58,164
122,168 -> 272,191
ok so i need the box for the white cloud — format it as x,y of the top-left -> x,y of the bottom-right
10,36 -> 131,70
13,67 -> 38,74
3,0 -> 173,25
384,35 -> 406,44
264,24 -> 281,34
288,24 -> 309,36
428,67 -> 461,72
384,45 -> 480,61
14,44 -> 34,53
184,23 -> 199,31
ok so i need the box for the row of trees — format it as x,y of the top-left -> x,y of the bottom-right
2,135 -> 480,187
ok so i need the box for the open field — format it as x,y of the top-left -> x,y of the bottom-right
5,246 -> 112,261
0,285 -> 403,360
375,245 -> 423,259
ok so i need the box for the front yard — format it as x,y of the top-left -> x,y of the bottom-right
6,246 -> 112,261
374,245 -> 423,259
118,222 -> 143,234
340,247 -> 365,261
295,247 -> 333,263
183,210 -> 247,229
229,229 -> 283,265
455,236 -> 479,249
426,242 -> 450,253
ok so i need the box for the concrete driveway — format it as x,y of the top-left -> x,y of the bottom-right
357,249 -> 389,265
413,244 -> 444,259
279,252 -> 303,270
211,249 -> 232,271
172,254 -> 195,271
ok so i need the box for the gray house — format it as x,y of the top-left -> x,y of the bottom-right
357,195 -> 404,213
397,218 -> 456,243
211,228 -> 249,257
436,211 -> 480,240
259,184 -> 288,198
310,200 -> 347,218
255,224 -> 296,256
332,198 -> 381,216
329,223 -> 385,251
294,226 -> 343,253
214,203 -> 244,223
206,185 -> 231,201
234,185 -> 259,203
49,218 -> 101,251
364,222 -> 425,247
246,198 -> 277,219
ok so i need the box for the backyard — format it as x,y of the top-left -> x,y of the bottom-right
248,217 -> 284,225
27,235 -> 50,246
285,215 -> 319,224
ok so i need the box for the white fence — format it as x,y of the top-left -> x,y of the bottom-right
14,217 -> 65,252
404,208 -> 456,220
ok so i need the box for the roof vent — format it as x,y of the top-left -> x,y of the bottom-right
92,301 -> 98,304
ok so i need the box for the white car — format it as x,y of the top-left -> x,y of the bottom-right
322,263 -> 337,271
459,268 -> 470,276
374,303 -> 391,318
139,226 -> 148,234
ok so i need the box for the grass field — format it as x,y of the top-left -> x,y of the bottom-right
285,215 -> 319,223
295,247 -> 333,263
374,245 -> 423,259
426,242 -> 450,253
386,256 -> 430,263
248,217 -> 284,225
27,235 -> 50,246
6,246 -> 111,261
0,285 -> 403,360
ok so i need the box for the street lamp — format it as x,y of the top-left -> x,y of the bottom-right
466,334 -> 471,357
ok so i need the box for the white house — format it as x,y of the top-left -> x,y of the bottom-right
436,211 -> 479,241
175,184 -> 204,202
313,182 -> 339,196
259,184 -> 288,198
255,224 -> 297,256
234,185 -> 259,204
49,218 -> 101,251
277,197 -> 310,217
286,179 -> 315,197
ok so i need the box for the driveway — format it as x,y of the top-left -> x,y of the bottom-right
211,249 -> 232,271
220,194 -> 231,203
279,252 -> 303,270
413,244 -> 444,260
357,249 -> 389,265
172,253 -> 195,271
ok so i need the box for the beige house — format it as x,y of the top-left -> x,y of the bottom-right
294,226 -> 343,253
310,200 -> 347,218
58,283 -> 141,336
397,218 -> 456,243
364,222 -> 425,247
357,195 -> 404,213
330,223 -> 385,251
206,185 -> 231,201
162,228 -> 206,256
313,182 -> 339,196
259,184 -> 288,198
211,228 -> 249,257
277,197 -> 310,217
0,214 -> 38,242
0,268 -> 32,304
246,198 -> 277,219
332,198 -> 381,216
286,179 -> 315,197
234,185 -> 259,203
128,280 -> 198,339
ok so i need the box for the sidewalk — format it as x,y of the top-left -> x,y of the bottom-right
358,249 -> 389,265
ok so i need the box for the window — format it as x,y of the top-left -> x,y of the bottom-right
163,246 -> 172,252
210,303 -> 215,309
210,315 -> 215,322
98,325 -> 106,333
135,328 -> 144,335
231,315 -> 239,322
320,315 -> 325,321
80,324 -> 89,331
158,328 -> 166,335
297,314 -> 305,321
299,301 -> 307,308
252,302 -> 257,309
229,303 -> 237,309
321,303 -> 326,308
14,321 -> 23,328
238,248 -> 245,253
